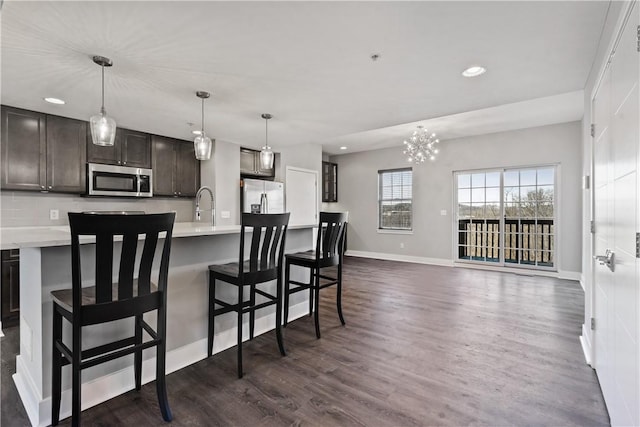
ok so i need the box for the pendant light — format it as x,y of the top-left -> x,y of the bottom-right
260,113 -> 274,169
89,55 -> 116,146
194,91 -> 213,160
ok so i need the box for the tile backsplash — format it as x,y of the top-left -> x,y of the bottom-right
1,191 -> 194,227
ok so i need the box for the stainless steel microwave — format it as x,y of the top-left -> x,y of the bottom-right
87,163 -> 153,197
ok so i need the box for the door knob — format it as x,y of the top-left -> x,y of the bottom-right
594,249 -> 615,272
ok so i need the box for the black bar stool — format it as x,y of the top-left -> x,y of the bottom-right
51,212 -> 175,427
207,212 -> 290,378
284,212 -> 348,338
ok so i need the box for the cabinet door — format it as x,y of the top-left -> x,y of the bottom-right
240,148 -> 256,174
1,106 -> 46,191
176,141 -> 200,197
151,135 -> 177,196
86,125 -> 120,165
120,129 -> 151,168
46,115 -> 87,193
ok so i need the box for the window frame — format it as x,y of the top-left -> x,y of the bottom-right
378,167 -> 413,231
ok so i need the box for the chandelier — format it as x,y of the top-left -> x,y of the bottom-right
402,126 -> 439,163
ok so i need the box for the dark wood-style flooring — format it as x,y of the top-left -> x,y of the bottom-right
1,257 -> 609,426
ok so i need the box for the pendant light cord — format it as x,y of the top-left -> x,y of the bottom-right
201,98 -> 205,134
100,64 -> 105,115
265,118 -> 268,148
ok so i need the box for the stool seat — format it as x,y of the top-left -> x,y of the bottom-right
51,280 -> 157,313
209,261 -> 278,284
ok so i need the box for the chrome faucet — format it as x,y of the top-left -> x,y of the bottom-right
195,186 -> 215,226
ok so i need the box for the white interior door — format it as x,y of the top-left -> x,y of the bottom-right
285,166 -> 318,226
592,3 -> 639,425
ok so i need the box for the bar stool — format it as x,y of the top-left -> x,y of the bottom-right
284,212 -> 348,338
207,212 -> 290,378
51,212 -> 175,427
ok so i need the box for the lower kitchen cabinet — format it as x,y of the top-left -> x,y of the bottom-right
152,135 -> 200,197
1,249 -> 20,327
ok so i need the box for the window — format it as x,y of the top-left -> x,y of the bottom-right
378,168 -> 412,230
455,166 -> 556,270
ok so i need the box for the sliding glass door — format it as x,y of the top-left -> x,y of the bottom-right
455,166 -> 556,270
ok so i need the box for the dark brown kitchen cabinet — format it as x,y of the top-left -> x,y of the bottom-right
1,106 -> 46,191
1,249 -> 20,327
1,106 -> 86,193
87,127 -> 151,168
151,135 -> 200,197
46,115 -> 87,193
322,161 -> 338,202
240,147 -> 275,178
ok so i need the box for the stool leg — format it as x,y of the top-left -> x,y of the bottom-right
249,283 -> 256,340
308,266 -> 314,317
313,266 -> 321,339
237,284 -> 244,378
51,306 -> 62,426
208,275 -> 216,357
337,260 -> 345,326
134,314 -> 142,390
156,306 -> 172,422
283,260 -> 290,327
275,274 -> 286,356
71,318 -> 82,427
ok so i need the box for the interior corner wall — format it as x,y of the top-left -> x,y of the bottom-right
211,139 -> 241,225
330,121 -> 583,275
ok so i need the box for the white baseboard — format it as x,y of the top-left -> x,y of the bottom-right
345,250 -> 582,282
14,301 -> 311,427
346,250 -> 453,267
580,323 -> 593,367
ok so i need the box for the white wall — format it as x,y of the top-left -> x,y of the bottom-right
330,121 -> 583,275
200,139 -> 241,226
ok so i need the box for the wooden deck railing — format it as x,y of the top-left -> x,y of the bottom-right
458,219 -> 554,265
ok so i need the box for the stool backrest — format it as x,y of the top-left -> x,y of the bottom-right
68,212 -> 175,315
239,213 -> 290,278
316,212 -> 348,264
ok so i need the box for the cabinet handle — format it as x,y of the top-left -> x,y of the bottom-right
178,192 -> 181,195
48,185 -> 52,189
123,161 -> 127,165
118,160 -> 122,164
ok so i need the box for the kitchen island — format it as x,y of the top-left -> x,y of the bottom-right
1,222 -> 315,427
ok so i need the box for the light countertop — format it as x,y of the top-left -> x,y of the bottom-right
0,222 -> 316,250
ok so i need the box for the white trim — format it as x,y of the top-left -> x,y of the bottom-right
579,274 -> 585,292
14,301 -> 311,427
376,229 -> 413,235
0,321 -> 4,337
346,250 -> 453,267
345,250 -> 581,280
580,323 -> 593,367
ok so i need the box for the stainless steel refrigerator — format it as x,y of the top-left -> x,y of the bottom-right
241,178 -> 285,214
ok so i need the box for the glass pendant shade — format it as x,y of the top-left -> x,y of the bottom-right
260,113 -> 274,169
260,148 -> 274,169
194,91 -> 212,160
90,108 -> 116,146
90,56 -> 116,147
194,134 -> 212,160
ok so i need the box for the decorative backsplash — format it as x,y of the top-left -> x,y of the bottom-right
0,192 -> 194,227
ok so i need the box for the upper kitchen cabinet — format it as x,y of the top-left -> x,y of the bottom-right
1,106 -> 46,191
1,106 -> 86,193
322,161 -> 338,203
87,127 -> 151,168
151,135 -> 200,197
240,147 -> 275,178
46,115 -> 87,193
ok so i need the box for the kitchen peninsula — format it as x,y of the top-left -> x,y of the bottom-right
1,221 -> 315,427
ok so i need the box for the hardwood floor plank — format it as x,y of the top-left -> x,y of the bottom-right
1,257 -> 609,426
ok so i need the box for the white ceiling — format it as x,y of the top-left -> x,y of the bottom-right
1,1 -> 608,155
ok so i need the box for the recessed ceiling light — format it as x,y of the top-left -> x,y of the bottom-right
462,66 -> 486,77
44,97 -> 65,105
192,130 -> 202,135
340,146 -> 347,150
